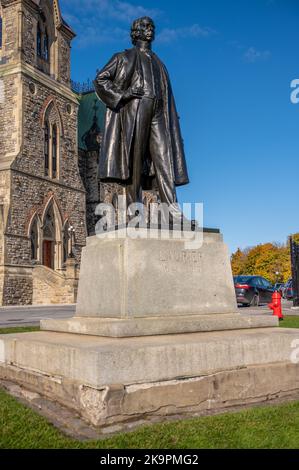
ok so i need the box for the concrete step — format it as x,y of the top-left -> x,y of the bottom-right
40,313 -> 278,337
0,327 -> 298,388
1,327 -> 299,427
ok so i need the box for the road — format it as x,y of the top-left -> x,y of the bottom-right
0,304 -> 75,328
0,299 -> 297,328
238,299 -> 297,316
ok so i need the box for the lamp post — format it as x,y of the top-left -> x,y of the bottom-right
68,225 -> 75,259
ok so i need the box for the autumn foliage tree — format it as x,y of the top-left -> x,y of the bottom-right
231,233 -> 299,284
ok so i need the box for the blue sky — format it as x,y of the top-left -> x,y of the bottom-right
60,0 -> 299,252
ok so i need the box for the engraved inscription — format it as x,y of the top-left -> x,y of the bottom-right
159,250 -> 202,273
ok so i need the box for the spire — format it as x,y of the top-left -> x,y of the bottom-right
82,99 -> 101,151
53,0 -> 76,39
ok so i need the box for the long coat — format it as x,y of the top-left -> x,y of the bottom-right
94,47 -> 189,188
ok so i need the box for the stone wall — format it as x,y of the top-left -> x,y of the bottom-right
2,266 -> 33,305
32,264 -> 78,305
78,148 -> 101,235
0,169 -> 85,305
2,71 -> 87,267
0,206 -> 4,267
6,171 -> 86,265
22,3 -> 36,67
0,1 -> 20,65
0,73 -> 20,166
0,1 -> 84,305
0,170 -> 10,286
21,0 -> 73,82
0,267 -> 4,307
0,171 -> 10,305
13,74 -> 81,185
58,33 -> 71,86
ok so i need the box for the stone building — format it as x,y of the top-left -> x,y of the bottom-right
77,88 -> 105,237
0,0 -> 159,306
0,0 -> 86,305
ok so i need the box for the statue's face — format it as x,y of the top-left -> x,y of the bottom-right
137,18 -> 155,43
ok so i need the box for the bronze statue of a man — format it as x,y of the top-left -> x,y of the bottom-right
94,17 -> 189,214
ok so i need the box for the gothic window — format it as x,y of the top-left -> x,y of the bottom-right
43,208 -> 55,239
0,17 -> 3,49
44,29 -> 49,62
37,23 -> 42,57
63,222 -> 70,263
30,220 -> 38,261
43,101 -> 61,179
52,124 -> 58,178
43,206 -> 55,270
44,121 -> 49,176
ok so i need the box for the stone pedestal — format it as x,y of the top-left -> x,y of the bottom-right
42,229 -> 277,337
1,328 -> 299,428
1,228 -> 298,429
75,229 -> 236,319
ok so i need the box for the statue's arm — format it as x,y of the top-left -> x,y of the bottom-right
93,53 -> 123,110
94,52 -> 144,110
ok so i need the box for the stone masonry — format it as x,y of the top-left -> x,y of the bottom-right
0,0 -> 87,305
0,0 -> 159,305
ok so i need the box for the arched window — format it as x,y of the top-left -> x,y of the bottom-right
42,206 -> 55,269
43,101 -> 62,179
52,124 -> 57,178
0,17 -> 3,49
44,29 -> 49,62
44,121 -> 49,176
37,23 -> 42,57
30,220 -> 39,261
63,222 -> 70,263
43,208 -> 55,239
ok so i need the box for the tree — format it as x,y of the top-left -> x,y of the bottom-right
231,248 -> 246,275
231,233 -> 299,284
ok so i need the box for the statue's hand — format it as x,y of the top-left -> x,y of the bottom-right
122,87 -> 144,102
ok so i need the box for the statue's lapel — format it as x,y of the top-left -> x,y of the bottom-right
131,48 -> 144,90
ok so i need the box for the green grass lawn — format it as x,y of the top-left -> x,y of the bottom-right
1,316 -> 299,449
280,315 -> 299,328
0,326 -> 40,335
0,387 -> 299,449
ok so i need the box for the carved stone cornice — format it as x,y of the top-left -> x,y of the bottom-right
0,61 -> 79,104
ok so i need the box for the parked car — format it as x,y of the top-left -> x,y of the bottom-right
283,279 -> 294,300
234,275 -> 274,306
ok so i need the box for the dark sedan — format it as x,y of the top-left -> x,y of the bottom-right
283,279 -> 294,300
234,275 -> 274,306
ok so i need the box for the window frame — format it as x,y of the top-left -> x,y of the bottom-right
30,221 -> 39,261
44,121 -> 50,176
43,28 -> 49,62
0,16 -> 3,50
37,23 -> 42,58
52,123 -> 58,179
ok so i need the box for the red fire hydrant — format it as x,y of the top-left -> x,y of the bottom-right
268,291 -> 283,320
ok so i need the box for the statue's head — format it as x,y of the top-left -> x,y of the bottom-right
131,17 -> 155,45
